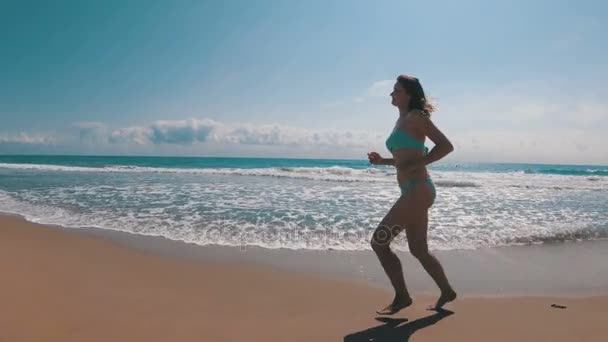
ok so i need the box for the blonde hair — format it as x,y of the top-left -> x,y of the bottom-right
396,74 -> 436,117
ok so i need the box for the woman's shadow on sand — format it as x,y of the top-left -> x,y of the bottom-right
344,309 -> 454,342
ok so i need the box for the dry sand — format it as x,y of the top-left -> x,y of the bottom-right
1,214 -> 606,341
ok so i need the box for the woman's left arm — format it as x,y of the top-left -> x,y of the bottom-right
416,114 -> 454,166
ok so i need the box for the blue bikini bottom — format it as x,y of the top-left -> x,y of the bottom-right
399,178 -> 436,203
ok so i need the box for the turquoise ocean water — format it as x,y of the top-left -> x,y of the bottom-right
0,155 -> 606,251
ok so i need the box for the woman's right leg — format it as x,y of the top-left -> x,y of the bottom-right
371,196 -> 412,314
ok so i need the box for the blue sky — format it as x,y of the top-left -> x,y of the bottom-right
1,0 -> 607,164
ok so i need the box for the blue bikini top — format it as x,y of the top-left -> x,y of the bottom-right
385,129 -> 429,155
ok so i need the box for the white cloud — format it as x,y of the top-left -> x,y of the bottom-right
149,118 -> 219,144
212,123 -> 374,148
367,80 -> 394,98
323,79 -> 394,107
351,79 -> 394,103
433,82 -> 608,164
571,101 -> 608,127
448,127 -> 606,164
109,127 -> 151,145
75,122 -> 109,144
438,82 -> 608,130
71,118 -> 382,150
0,132 -> 56,145
3,78 -> 607,164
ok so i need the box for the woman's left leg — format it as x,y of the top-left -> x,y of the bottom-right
405,180 -> 456,309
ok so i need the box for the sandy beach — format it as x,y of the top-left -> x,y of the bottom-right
3,0 -> 608,340
1,214 -> 607,342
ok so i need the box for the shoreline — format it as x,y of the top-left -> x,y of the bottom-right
3,211 -> 608,298
1,213 -> 607,341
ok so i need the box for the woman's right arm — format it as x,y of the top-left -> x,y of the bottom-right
368,152 -> 394,166
380,158 -> 395,166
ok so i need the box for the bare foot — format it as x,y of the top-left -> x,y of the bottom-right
376,296 -> 413,315
433,290 -> 457,309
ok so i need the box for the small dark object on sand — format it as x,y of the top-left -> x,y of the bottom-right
551,304 -> 567,309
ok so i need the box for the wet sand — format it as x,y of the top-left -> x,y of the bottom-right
1,214 -> 606,341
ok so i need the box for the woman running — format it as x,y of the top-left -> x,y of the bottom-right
367,74 -> 457,315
